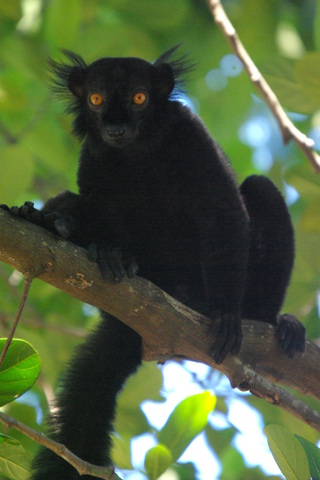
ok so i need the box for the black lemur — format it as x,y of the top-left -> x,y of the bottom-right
2,46 -> 305,479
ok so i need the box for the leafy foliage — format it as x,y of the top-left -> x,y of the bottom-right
295,435 -> 320,480
0,442 -> 31,480
265,424 -> 320,480
143,393 -> 216,477
0,1 -> 319,479
0,339 -> 41,407
157,392 -> 216,462
145,445 -> 173,479
265,425 -> 310,480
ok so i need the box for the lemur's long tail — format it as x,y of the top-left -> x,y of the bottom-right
31,313 -> 142,480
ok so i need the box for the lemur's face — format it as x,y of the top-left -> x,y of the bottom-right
65,57 -> 174,147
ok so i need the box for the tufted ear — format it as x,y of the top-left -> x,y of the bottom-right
67,67 -> 87,98
49,50 -> 88,98
153,45 -> 193,99
153,62 -> 175,98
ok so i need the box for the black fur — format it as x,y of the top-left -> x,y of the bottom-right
32,315 -> 141,479
2,47 -> 305,479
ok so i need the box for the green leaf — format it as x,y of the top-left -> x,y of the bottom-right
286,166 -> 320,234
111,436 -> 133,471
295,53 -> 320,108
118,362 -> 163,412
0,146 -> 33,205
158,392 -> 216,461
205,425 -> 236,456
314,0 -> 320,51
107,0 -> 189,31
264,425 -> 310,480
220,446 -> 246,479
0,339 -> 41,406
173,462 -> 197,480
263,58 -> 316,113
113,363 -> 164,468
0,435 -> 20,446
295,435 -> 320,480
0,0 -> 21,22
0,442 -> 31,480
44,0 -> 81,49
144,444 -> 173,479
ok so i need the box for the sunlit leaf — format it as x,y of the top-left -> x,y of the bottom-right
264,425 -> 310,480
144,444 -> 173,479
158,392 -> 216,461
0,339 -> 41,406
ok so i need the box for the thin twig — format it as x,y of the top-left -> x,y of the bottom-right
206,0 -> 320,172
0,411 -> 121,480
0,265 -> 86,338
0,277 -> 32,369
238,368 -> 320,433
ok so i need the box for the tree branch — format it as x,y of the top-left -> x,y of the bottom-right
0,411 -> 120,480
206,0 -> 320,173
0,210 -> 319,431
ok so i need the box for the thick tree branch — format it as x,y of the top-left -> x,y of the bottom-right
0,211 -> 320,431
206,0 -> 320,173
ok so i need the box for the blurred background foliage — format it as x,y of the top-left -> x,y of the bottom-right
0,0 -> 319,479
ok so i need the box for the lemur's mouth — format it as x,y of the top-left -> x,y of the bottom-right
100,124 -> 138,147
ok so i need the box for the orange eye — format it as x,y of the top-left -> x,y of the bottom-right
89,93 -> 103,106
132,92 -> 147,105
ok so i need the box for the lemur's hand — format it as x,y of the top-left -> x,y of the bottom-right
209,312 -> 242,364
87,243 -> 139,282
276,314 -> 306,358
0,201 -> 74,239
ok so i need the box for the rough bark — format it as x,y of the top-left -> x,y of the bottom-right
1,210 -> 319,430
